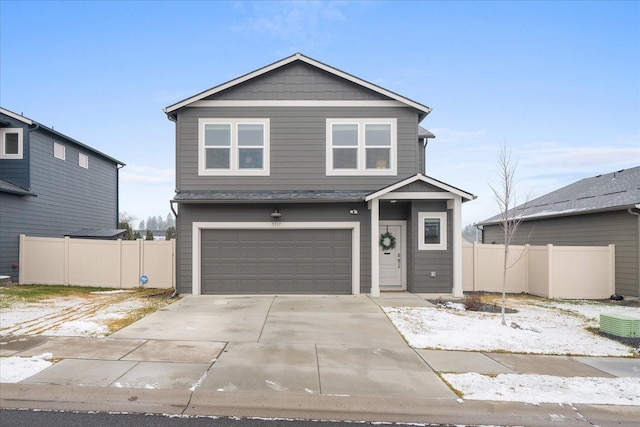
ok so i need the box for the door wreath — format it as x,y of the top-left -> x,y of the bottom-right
379,231 -> 396,251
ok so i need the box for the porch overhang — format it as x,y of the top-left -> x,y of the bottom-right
366,174 -> 475,298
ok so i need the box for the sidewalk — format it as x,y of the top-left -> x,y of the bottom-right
1,294 -> 639,426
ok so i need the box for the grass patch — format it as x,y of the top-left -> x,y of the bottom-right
0,285 -> 115,308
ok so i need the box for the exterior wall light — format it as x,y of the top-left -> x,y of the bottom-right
270,208 -> 282,220
349,209 -> 358,215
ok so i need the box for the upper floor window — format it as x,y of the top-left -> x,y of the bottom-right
0,128 -> 23,159
326,119 -> 397,176
198,118 -> 270,176
418,212 -> 447,250
54,142 -> 66,160
79,153 -> 89,169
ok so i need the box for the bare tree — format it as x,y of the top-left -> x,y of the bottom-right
489,144 -> 527,326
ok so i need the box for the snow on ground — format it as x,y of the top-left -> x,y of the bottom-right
383,299 -> 638,356
1,296 -> 148,338
443,373 -> 640,406
0,353 -> 53,383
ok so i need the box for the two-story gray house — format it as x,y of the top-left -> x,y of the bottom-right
0,107 -> 125,281
165,53 -> 474,297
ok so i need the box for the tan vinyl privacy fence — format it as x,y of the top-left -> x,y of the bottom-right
462,243 -> 615,299
19,235 -> 175,289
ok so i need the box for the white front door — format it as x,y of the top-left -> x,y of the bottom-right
379,222 -> 405,290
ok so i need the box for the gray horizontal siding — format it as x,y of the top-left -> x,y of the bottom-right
482,210 -> 639,297
176,202 -> 371,295
408,201 -> 452,293
0,116 -> 30,189
0,129 -> 119,281
176,106 -> 419,191
209,62 -> 392,102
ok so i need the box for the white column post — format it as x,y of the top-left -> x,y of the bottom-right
370,198 -> 380,297
449,197 -> 463,297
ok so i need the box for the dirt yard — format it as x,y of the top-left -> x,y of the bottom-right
0,286 -> 177,337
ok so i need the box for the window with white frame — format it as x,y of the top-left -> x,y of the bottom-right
198,118 -> 270,176
326,119 -> 396,175
0,128 -> 23,159
418,212 -> 447,250
79,153 -> 89,169
54,142 -> 66,160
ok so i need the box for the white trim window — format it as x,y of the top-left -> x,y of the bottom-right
0,128 -> 23,159
198,118 -> 270,176
79,153 -> 89,169
54,142 -> 66,160
418,212 -> 447,250
326,118 -> 397,176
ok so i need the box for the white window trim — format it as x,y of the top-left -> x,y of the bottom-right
0,128 -> 24,159
418,212 -> 447,251
192,222 -> 360,295
54,142 -> 66,160
326,118 -> 397,176
79,153 -> 89,169
198,118 -> 270,176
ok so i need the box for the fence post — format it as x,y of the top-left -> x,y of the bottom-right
547,244 -> 554,298
608,244 -> 616,296
138,238 -> 144,286
171,238 -> 176,290
117,239 -> 123,289
64,236 -> 70,286
18,234 -> 25,284
472,242 -> 478,291
524,244 -> 530,294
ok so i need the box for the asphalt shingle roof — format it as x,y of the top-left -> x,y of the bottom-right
480,166 -> 640,225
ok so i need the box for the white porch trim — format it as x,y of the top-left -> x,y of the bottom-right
369,199 -> 380,297
448,197 -> 463,297
191,221 -> 360,296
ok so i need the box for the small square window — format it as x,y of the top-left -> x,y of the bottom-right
79,153 -> 89,169
54,142 -> 66,160
1,128 -> 23,159
418,212 -> 447,250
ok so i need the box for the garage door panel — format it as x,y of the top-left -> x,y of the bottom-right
201,229 -> 351,294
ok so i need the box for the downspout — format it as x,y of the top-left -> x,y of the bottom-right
26,122 -> 40,191
116,164 -> 125,228
628,204 -> 640,297
170,200 -> 179,298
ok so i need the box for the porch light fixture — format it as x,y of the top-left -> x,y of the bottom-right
349,209 -> 358,215
270,208 -> 282,220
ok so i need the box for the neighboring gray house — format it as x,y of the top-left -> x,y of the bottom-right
0,107 -> 125,281
479,166 -> 640,297
165,53 -> 475,296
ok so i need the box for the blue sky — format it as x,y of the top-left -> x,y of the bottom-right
2,0 -> 638,226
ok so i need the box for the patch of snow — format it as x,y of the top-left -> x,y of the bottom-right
0,353 -> 53,383
384,301 -> 636,356
189,370 -> 208,391
90,290 -> 133,295
217,382 -> 238,392
442,373 -> 640,406
443,301 -> 465,310
265,379 -> 288,391
44,320 -> 109,337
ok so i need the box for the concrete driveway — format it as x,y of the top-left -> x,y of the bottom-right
107,294 -> 455,398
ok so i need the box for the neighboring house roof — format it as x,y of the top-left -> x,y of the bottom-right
65,229 -> 127,239
365,174 -> 476,202
164,53 -> 432,121
0,107 -> 126,166
479,166 -> 640,225
0,179 -> 35,196
173,190 -> 371,203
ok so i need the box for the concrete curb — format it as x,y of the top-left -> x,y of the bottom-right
2,383 -> 640,426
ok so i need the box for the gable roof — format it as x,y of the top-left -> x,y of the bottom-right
365,173 -> 475,202
479,166 -> 640,225
0,107 -> 125,166
164,53 -> 432,121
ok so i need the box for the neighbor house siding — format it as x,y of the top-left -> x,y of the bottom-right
0,118 -> 30,189
482,210 -> 639,297
175,106 -> 419,191
408,200 -> 452,293
176,202 -> 371,294
0,128 -> 119,281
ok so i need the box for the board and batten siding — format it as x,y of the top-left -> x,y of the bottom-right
176,202 -> 371,295
0,129 -> 119,281
482,210 -> 639,297
175,106 -> 420,191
